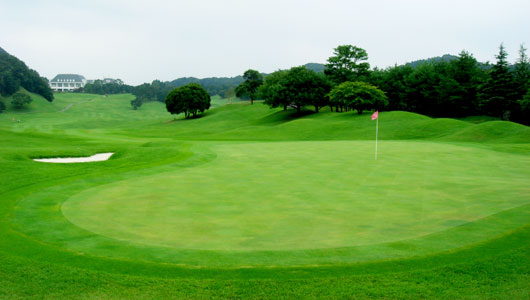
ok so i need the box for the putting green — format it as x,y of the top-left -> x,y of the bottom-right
61,141 -> 530,251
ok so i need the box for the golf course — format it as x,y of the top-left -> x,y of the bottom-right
1,92 -> 530,299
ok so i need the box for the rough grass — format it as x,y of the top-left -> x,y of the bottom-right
0,93 -> 529,299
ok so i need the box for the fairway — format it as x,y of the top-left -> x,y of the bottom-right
2,93 -> 530,298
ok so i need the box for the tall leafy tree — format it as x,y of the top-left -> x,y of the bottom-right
328,81 -> 388,114
260,67 -> 330,113
259,70 -> 290,110
478,44 -> 517,119
428,51 -> 484,117
165,83 -> 211,119
403,62 -> 441,115
369,65 -> 413,111
325,45 -> 370,85
235,69 -> 263,104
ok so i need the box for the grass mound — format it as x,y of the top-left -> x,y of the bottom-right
441,120 -> 530,143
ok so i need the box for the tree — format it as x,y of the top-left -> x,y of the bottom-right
130,97 -> 142,110
324,45 -> 370,85
0,71 -> 19,97
133,83 -> 158,102
328,81 -> 388,114
403,62 -> 441,115
11,92 -> 32,108
513,44 -> 530,100
223,87 -> 236,104
443,51 -> 483,116
369,65 -> 413,111
0,100 -> 5,113
260,67 -> 330,113
259,70 -> 290,110
516,89 -> 530,125
165,83 -> 211,118
235,69 -> 263,104
84,80 -> 134,95
478,44 -> 517,119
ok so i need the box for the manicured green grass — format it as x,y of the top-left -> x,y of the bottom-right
1,92 -> 529,299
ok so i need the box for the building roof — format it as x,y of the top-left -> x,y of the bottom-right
50,74 -> 86,82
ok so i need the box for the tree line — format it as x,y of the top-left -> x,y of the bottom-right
370,45 -> 530,124
234,44 -> 530,125
129,78 -> 243,109
129,64 -> 325,110
81,79 -> 135,95
238,45 -> 387,115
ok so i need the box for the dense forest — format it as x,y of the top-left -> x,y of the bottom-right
369,45 -> 530,124
0,47 -> 54,102
241,44 -> 528,125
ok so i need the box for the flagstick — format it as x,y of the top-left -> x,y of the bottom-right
375,116 -> 378,160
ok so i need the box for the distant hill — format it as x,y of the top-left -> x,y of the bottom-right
168,76 -> 244,96
404,54 -> 495,70
406,54 -> 459,68
303,63 -> 325,73
0,47 -> 53,101
166,63 -> 325,97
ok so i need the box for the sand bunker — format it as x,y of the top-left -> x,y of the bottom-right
33,153 -> 114,163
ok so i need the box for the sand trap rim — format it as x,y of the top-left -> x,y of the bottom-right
33,152 -> 114,163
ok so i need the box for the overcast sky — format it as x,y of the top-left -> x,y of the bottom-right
1,0 -> 529,85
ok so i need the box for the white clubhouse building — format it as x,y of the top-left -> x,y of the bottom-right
49,74 -> 86,92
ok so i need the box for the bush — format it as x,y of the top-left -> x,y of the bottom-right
11,92 -> 32,108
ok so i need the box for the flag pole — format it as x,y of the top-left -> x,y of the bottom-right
371,110 -> 379,160
375,116 -> 378,160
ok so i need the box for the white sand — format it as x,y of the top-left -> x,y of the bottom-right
33,152 -> 114,163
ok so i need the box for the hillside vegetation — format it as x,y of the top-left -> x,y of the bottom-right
0,47 -> 53,101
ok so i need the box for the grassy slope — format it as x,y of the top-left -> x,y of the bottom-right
0,94 -> 529,299
0,88 -> 57,113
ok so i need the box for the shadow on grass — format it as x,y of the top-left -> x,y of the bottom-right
254,109 -> 317,126
166,112 -> 210,123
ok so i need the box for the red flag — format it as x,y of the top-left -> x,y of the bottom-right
371,111 -> 379,120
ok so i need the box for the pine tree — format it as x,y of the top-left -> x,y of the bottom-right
513,44 -> 530,99
478,44 -> 517,119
